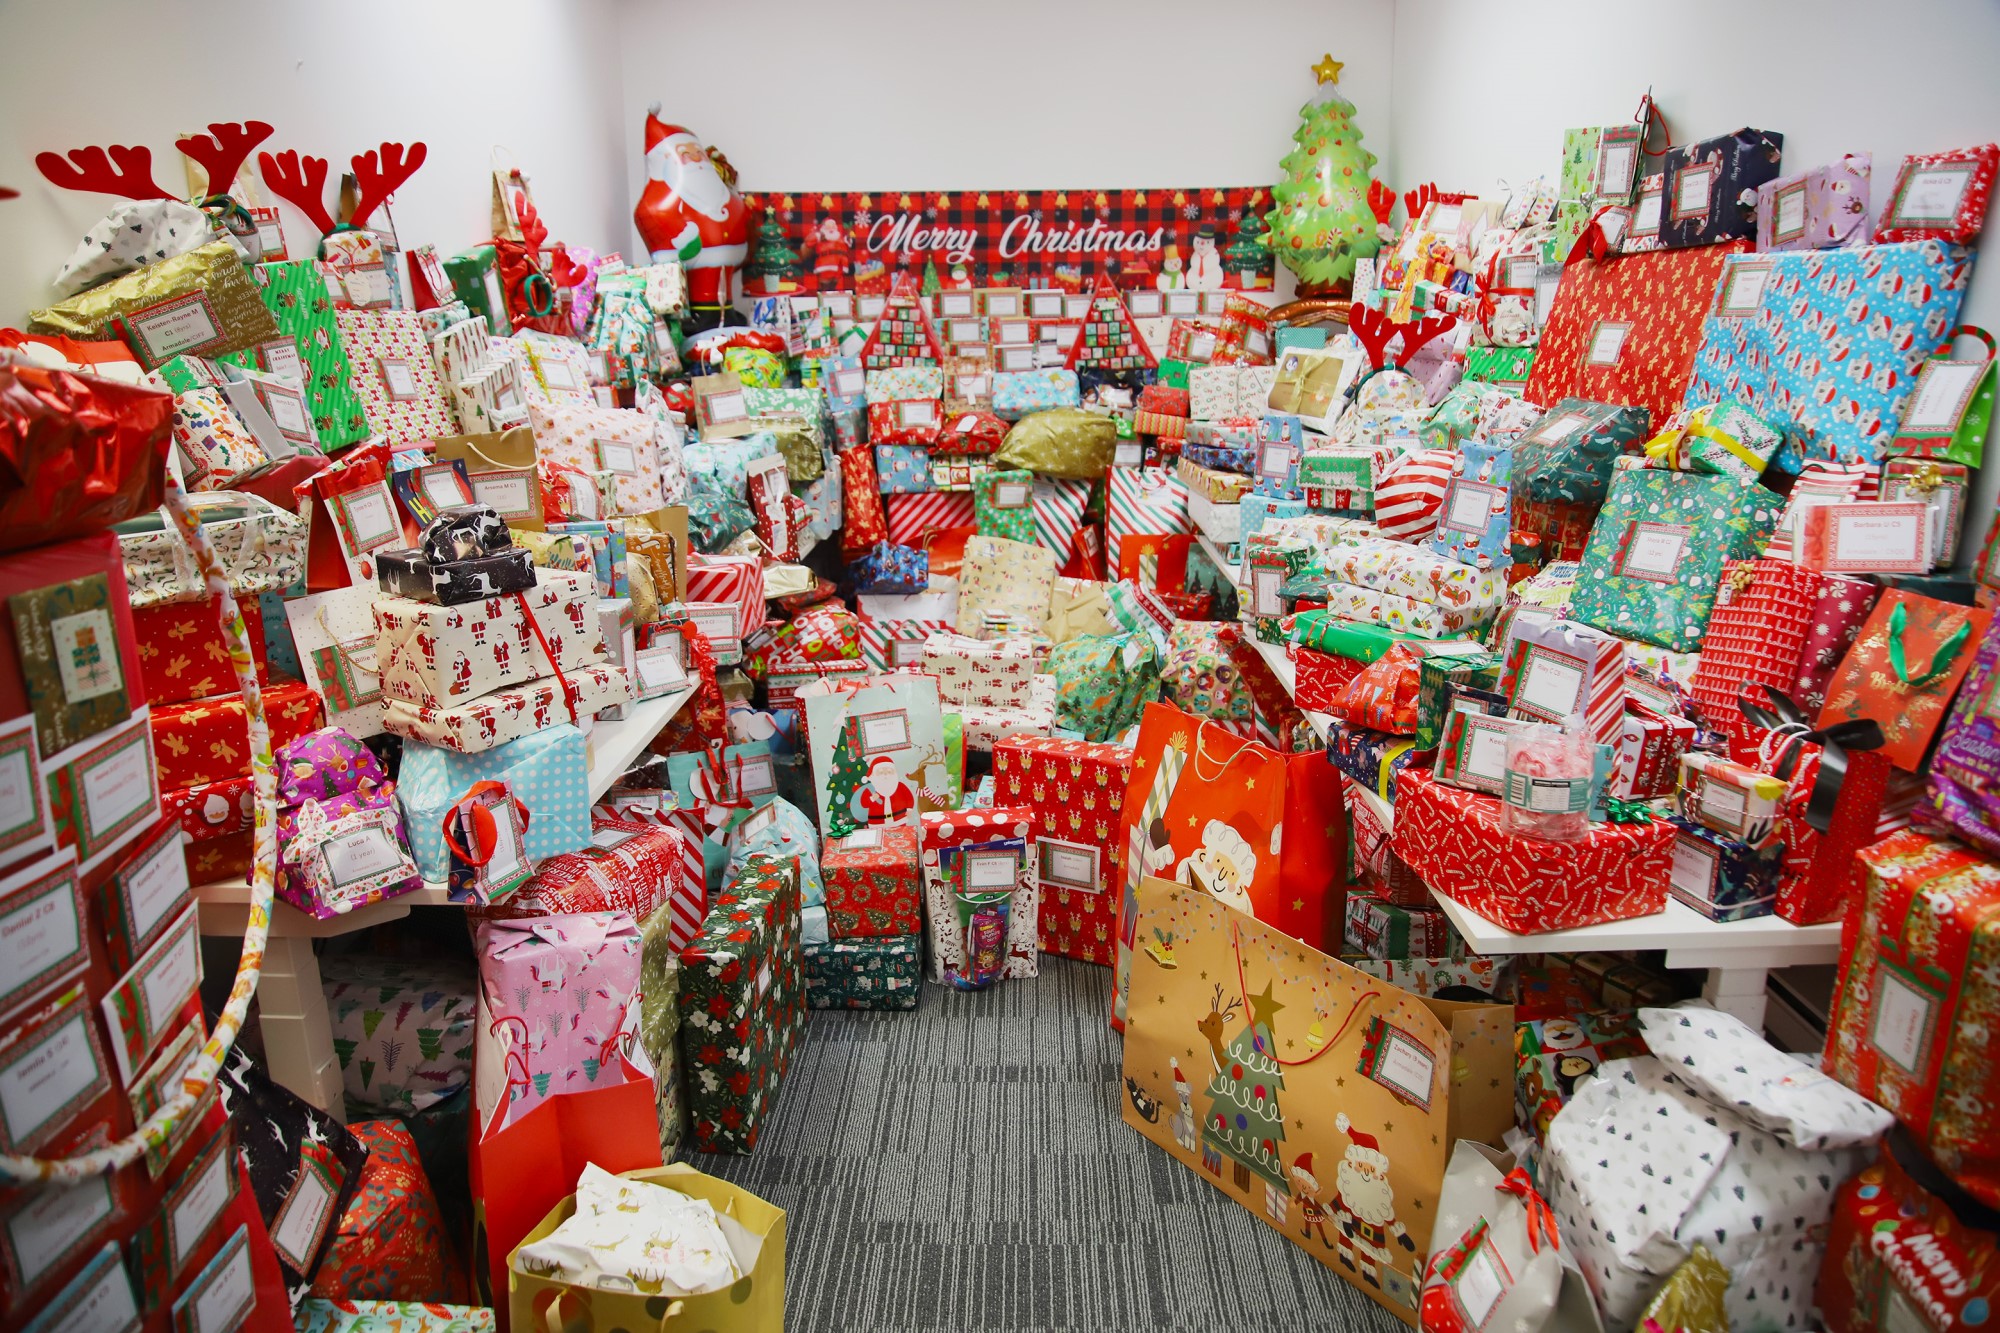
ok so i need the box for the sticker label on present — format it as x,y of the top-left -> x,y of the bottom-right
0,991 -> 110,1155
1631,178 -> 1665,237
1595,127 -> 1640,200
166,1130 -> 235,1269
258,339 -> 303,384
540,358 -> 580,391
984,291 -> 1023,318
470,469 -> 539,521
1670,835 -> 1722,902
18,1242 -> 136,1333
1257,443 -> 1293,479
1889,162 -> 1976,227
633,644 -> 687,698
1460,717 -> 1514,789
126,292 -> 221,363
1026,292 -> 1065,319
1441,481 -> 1503,537
899,400 -> 937,427
0,857 -> 85,1025
1583,320 -> 1633,368
70,718 -> 158,857
703,390 -> 747,423
332,485 -> 401,554
1037,839 -> 1101,892
377,357 -> 418,401
594,438 -> 640,475
937,292 -> 976,318
962,846 -> 1020,889
0,715 -> 52,869
1617,521 -> 1692,583
857,709 -> 911,754
1902,360 -> 1988,435
1717,258 -> 1776,317
1673,161 -> 1718,220
1870,967 -> 1938,1076
1,1173 -> 113,1296
1530,412 -> 1589,444
1772,179 -> 1809,243
992,482 -> 1030,509
417,465 -> 473,511
833,367 -> 866,399
1359,1018 -> 1436,1110
50,606 -> 121,706
1252,567 -> 1282,617
1821,504 -> 1929,571
1512,644 -> 1587,719
100,906 -> 200,1085
688,605 -> 737,644
176,1226 -> 255,1333
258,384 -> 312,440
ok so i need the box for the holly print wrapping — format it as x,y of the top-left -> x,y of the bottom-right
822,824 -> 922,938
803,935 -> 922,1010
677,852 -> 807,1154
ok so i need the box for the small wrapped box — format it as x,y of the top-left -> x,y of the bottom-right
1881,457 -> 1970,569
1498,611 -> 1628,746
1413,649 -> 1504,750
958,675 -> 1059,755
823,823 -> 923,939
1432,705 -> 1534,796
450,357 -> 527,433
1294,647 -> 1366,713
1392,768 -> 1673,933
920,631 -> 1039,709
1664,815 -> 1779,921
1610,700 -> 1699,800
1659,128 -> 1786,249
1344,892 -> 1459,959
1328,724 -> 1426,801
376,545 -> 538,606
400,723 -> 591,881
1676,752 -> 1787,850
149,677 -> 324,789
374,569 -> 600,709
1176,457 -> 1255,503
382,662 -> 630,753
804,935 -> 922,1010
1513,398 -> 1651,506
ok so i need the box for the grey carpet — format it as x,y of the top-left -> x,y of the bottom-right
686,957 -> 1409,1333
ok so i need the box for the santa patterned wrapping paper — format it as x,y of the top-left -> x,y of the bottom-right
527,400 -> 675,519
1827,831 -> 2000,1208
149,677 -> 323,790
400,724 -> 590,882
309,1118 -> 466,1304
1685,241 -> 1972,469
1514,1010 -> 1650,1145
1392,769 -> 1673,933
804,935 -> 922,1010
956,535 -> 1060,636
823,824 -> 923,938
333,308 -> 455,445
991,737 -> 1133,966
920,808 -> 1040,987
1527,241 -> 1752,431
1659,128 -> 1786,249
133,594 -> 270,706
381,663 -> 630,754
1568,467 -> 1782,652
1756,154 -> 1873,252
321,954 -> 477,1115
375,569 -> 601,709
875,443 -> 933,494
678,852 -> 807,1154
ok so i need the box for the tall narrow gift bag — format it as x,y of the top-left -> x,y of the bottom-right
1817,589 -> 1990,771
1687,558 -> 1823,748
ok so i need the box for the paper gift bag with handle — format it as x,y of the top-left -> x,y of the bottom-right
1817,588 -> 1991,771
1121,878 -> 1512,1328
1420,1141 -> 1604,1333
436,425 -> 548,532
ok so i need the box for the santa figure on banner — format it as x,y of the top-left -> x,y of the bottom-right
1185,222 -> 1225,291
1329,1113 -> 1416,1291
633,103 -> 750,324
803,214 -> 851,292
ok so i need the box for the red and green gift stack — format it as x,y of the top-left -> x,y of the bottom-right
810,824 -> 925,1010
1064,274 -> 1156,374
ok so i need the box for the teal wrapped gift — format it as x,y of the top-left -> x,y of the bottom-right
400,725 -> 590,881
1513,398 -> 1651,505
1240,493 -> 1308,548
1045,632 -> 1161,742
1569,466 -> 1780,652
804,934 -> 923,1010
724,796 -> 824,910
685,432 -> 780,499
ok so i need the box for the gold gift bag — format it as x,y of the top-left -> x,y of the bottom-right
1122,878 -> 1511,1328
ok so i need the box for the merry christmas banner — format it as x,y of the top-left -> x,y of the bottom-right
740,187 -> 1277,296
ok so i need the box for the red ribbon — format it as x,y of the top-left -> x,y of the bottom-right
1497,1167 -> 1561,1253
513,589 -> 581,725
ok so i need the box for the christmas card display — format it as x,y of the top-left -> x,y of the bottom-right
858,274 -> 944,370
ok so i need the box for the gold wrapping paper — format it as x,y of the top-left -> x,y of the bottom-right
30,241 -> 279,365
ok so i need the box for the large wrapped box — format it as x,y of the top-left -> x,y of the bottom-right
381,663 -> 629,754
334,308 -> 456,446
1817,1140 -> 2000,1333
375,569 -> 600,709
148,677 -> 325,789
321,954 -> 477,1115
955,535 -> 1059,637
1827,830 -> 2000,1209
1392,769 -> 1673,933
400,724 -> 590,881
919,631 -> 1039,709
677,853 -> 807,1155
993,734 -> 1133,965
1514,1009 -> 1649,1144
804,935 -> 922,1010
131,594 -> 270,706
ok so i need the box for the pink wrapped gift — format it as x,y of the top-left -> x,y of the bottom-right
382,662 -> 631,752
375,569 -> 602,708
685,553 -> 765,644
920,631 -> 1040,709
474,910 -> 647,1133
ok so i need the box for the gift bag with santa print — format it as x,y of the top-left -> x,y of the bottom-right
804,674 -> 950,838
1121,878 -> 1513,1328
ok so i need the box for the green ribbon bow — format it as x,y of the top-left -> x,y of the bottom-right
1886,598 -> 1973,691
1602,798 -> 1654,825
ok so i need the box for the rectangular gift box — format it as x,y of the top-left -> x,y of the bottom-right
1659,128 -> 1785,250
1176,458 -> 1255,504
920,632 -> 1039,709
400,723 -> 591,881
1344,892 -> 1458,960
920,807 -> 1041,986
1676,751 -> 1787,850
1664,815 -> 1780,921
1880,457 -> 1969,568
1414,650 -> 1504,750
381,662 -> 630,753
1611,700 -> 1699,800
1795,501 -> 1934,574
377,546 -> 538,606
678,853 -> 807,1154
823,824 -> 923,939
1392,768 -> 1674,933
147,677 -> 322,790
374,568 -> 601,709
1498,612 -> 1628,745
804,935 -> 922,1011
1432,704 -> 1534,796
131,595 -> 270,707
957,676 -> 1058,754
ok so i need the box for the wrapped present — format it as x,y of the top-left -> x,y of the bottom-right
1497,611 -> 1627,745
1323,540 -> 1511,618
1432,702 -> 1534,796
382,663 -> 629,753
148,677 -> 323,789
1514,1010 -> 1649,1145
635,907 -> 686,1157
1370,448 -> 1457,540
823,824 -> 922,938
957,673 -> 1058,753
990,368 -> 1080,420
683,553 -> 764,645
1347,953 -> 1518,998
1176,457 -> 1254,505
992,407 -> 1118,480
528,400 -> 677,519
874,443 -> 933,495
1686,558 -> 1823,742
310,1118 -> 466,1303
1881,456 -> 1969,568
1611,700 -> 1700,800
1513,399 -> 1651,505
1293,646 -> 1365,713
1817,1139 -> 2000,1333
1874,142 -> 1998,244
1392,769 -> 1673,932
400,723 -> 590,881
1658,128 -> 1786,249
1414,649 -> 1504,750
1187,365 -> 1240,420
956,535 -> 1059,636
991,735 -> 1131,965
973,468 -> 1036,544
321,954 -> 476,1115
1343,892 -> 1457,959
1664,815 -> 1780,921
1426,439 -> 1513,571
805,934 -> 922,1010
1686,242 -> 1972,470
884,490 -> 975,546
132,594 -> 270,706
1642,400 -> 1782,486
334,309 -> 455,446
374,569 -> 601,709
920,808 -> 1039,988
1327,722 -> 1425,799
864,364 -> 944,404
1463,344 -> 1535,392
1104,466 -> 1189,567
1928,615 -> 2000,856
168,385 -> 267,489
1795,501 -> 1934,574
851,540 -> 929,596
1757,154 -> 1873,252
1818,589 -> 1989,771
508,816 -> 687,921
678,852 -> 807,1154
1568,467 -> 1781,651
1047,631 -> 1161,742
33,238 -> 279,364
920,632 -> 1038,709
298,1301 -> 497,1332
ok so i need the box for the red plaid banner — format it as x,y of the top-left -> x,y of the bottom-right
742,188 -> 1277,294
885,491 -> 976,545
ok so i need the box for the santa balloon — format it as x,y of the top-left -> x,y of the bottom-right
633,104 -> 751,322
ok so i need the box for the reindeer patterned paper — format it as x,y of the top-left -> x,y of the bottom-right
381,663 -> 630,754
399,723 -> 591,881
921,808 -> 1041,987
1543,1055 -> 1868,1332
994,735 -> 1133,965
321,954 -> 477,1115
474,912 -> 644,1133
374,569 -> 601,709
678,853 -> 807,1154
1828,830 -> 2000,1209
1684,241 -> 1973,469
804,935 -> 922,1010
335,308 -> 454,446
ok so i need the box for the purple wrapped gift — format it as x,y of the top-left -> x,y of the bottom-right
275,726 -> 423,918
1926,614 -> 2000,857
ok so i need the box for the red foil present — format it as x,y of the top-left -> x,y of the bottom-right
837,443 -> 887,554
309,1118 -> 466,1303
1789,573 -> 1880,714
1391,768 -> 1673,933
822,823 -> 922,938
148,677 -> 325,789
132,594 -> 270,706
993,735 -> 1133,965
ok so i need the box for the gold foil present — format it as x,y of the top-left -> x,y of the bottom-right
29,241 -> 279,367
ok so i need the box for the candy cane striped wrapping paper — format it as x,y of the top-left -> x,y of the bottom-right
885,490 -> 975,546
854,617 -> 954,672
1106,466 -> 1190,567
1032,478 -> 1095,555
1372,449 -> 1458,540
1764,460 -> 1881,561
1497,611 -> 1628,747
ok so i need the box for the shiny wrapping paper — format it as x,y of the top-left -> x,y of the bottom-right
382,662 -> 630,753
149,676 -> 324,789
308,1118 -> 466,1304
1392,768 -> 1674,933
29,241 -> 280,366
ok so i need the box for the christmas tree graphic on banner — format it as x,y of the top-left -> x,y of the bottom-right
1198,980 -> 1291,1221
825,720 -> 867,837
1267,55 -> 1383,294
1065,273 -> 1156,372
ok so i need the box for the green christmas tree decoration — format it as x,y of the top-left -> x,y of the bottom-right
1223,211 -> 1274,289
826,720 -> 867,836
745,215 -> 804,293
1200,981 -> 1291,1197
921,257 -> 942,297
1266,55 -> 1383,294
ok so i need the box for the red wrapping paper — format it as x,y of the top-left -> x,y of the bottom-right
1511,498 -> 1597,562
495,817 -> 686,919
1688,559 -> 1821,745
885,491 -> 976,546
0,531 -> 149,730
994,736 -> 1133,964
162,776 -> 255,885
0,361 -> 171,555
837,443 -> 888,554
309,1118 -> 466,1303
148,677 -> 325,790
132,594 -> 270,706
1772,744 -> 1902,925
1391,769 -> 1673,933
684,553 -> 766,644
822,823 -> 923,938
1789,573 -> 1880,714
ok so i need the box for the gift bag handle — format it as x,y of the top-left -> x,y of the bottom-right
1887,597 -> 1973,691
441,780 -> 530,865
1947,324 -> 1997,362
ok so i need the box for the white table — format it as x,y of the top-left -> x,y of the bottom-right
193,685 -> 695,1116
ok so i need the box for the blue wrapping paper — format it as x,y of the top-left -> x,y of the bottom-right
1427,439 -> 1513,571
875,444 -> 934,494
853,541 -> 929,594
399,725 -> 589,881
1663,814 -> 1780,921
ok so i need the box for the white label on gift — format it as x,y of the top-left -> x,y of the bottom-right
587,350 -> 610,381
633,645 -> 687,696
1619,522 -> 1691,582
79,738 -> 151,841
890,639 -> 927,667
1114,442 -> 1143,467
899,401 -> 937,427
939,293 -> 975,318
0,1006 -> 99,1152
540,359 -> 579,391
840,828 -> 882,850
1503,255 -> 1540,290
1516,650 -> 1587,717
1258,443 -> 1292,479
1252,568 -> 1282,616
1535,266 -> 1562,326
995,319 -> 1031,345
264,388 -> 310,436
705,390 -> 747,422
591,827 -> 640,850
1188,332 -> 1218,361
735,755 -> 777,797
595,439 -> 639,475
592,386 -> 616,408
128,292 -> 220,361
835,368 -> 866,398
1698,775 -> 1749,831
1674,163 -> 1715,218
1671,836 -> 1722,901
992,482 -> 1031,509
1870,969 -> 1937,1075
1774,182 -> 1809,240
482,808 -> 523,886
858,295 -> 887,319
986,292 -> 1023,317
321,822 -> 406,892
997,346 -> 1034,371
32,1242 -> 136,1333
1065,294 -> 1093,318
5,1174 -> 111,1289
1883,1287 -> 1932,1333
1585,321 -> 1632,367
339,488 -> 399,551
472,472 -> 534,518
1425,203 -> 1463,236
1825,505 -> 1927,570
690,606 -> 737,642
1026,292 -> 1064,318
1464,720 -> 1512,785
735,804 -> 778,843
169,1141 -> 232,1266
963,847 -> 1019,889
1893,164 -> 1974,225
1903,361 -> 1987,432
260,340 -> 303,383
186,1229 -> 256,1333
1442,482 -> 1497,536
1633,183 -> 1664,236
1038,839 -> 1101,892
858,711 -> 910,753
1720,262 -> 1774,316
482,268 -> 506,316
0,868 -> 80,1018
1451,1235 -> 1509,1329
1597,141 -> 1637,198
421,467 -> 471,510
378,358 -> 418,400
1365,1026 -> 1436,1108
114,831 -> 184,964
955,374 -> 989,401
257,217 -> 286,254
1127,291 -> 1165,317
269,1159 -> 337,1272
1534,413 -> 1588,443
947,319 -> 980,344
51,608 -> 122,705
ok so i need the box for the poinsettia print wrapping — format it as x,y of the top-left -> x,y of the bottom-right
1392,769 -> 1673,933
822,823 -> 923,939
335,308 -> 456,445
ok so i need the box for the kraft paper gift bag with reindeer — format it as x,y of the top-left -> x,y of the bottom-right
1121,878 -> 1512,1328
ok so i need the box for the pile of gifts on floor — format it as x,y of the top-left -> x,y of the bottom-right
3,110 -> 2000,1333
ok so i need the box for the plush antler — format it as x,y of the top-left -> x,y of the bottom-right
35,144 -> 174,200
1348,302 -> 1399,371
1392,312 -> 1460,367
1402,182 -> 1439,222
258,149 -> 336,234
349,141 -> 426,227
1366,179 -> 1396,227
514,189 -> 548,254
175,121 -> 274,197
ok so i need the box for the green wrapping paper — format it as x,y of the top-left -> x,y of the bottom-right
1414,650 -> 1504,749
638,909 -> 685,1157
1569,466 -> 1781,652
445,244 -> 511,335
1045,631 -> 1161,741
1463,345 -> 1536,390
1290,612 -> 1408,661
975,468 -> 1037,543
804,935 -> 923,1010
247,259 -> 374,449
31,241 -> 281,367
1513,398 -> 1652,505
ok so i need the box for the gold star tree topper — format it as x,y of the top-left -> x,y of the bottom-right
1312,54 -> 1345,85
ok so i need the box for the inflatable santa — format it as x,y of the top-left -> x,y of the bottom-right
633,105 -> 751,319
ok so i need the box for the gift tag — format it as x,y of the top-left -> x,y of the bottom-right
0,853 -> 86,1027
99,905 -> 201,1086
0,715 -> 54,870
9,574 -> 130,759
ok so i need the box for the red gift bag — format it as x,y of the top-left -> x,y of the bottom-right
298,445 -> 402,589
0,359 -> 171,554
1818,589 -> 1991,771
1689,558 -> 1823,748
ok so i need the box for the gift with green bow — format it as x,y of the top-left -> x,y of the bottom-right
1816,588 -> 1992,770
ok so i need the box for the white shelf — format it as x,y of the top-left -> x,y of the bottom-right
1429,892 -> 1843,970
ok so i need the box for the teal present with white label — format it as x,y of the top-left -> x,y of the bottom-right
1514,398 -> 1651,505
399,725 -> 590,882
1427,439 -> 1514,571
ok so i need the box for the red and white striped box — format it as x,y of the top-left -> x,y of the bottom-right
920,631 -> 1040,708
854,617 -> 953,672
1497,611 -> 1627,746
885,490 -> 975,546
1031,478 -> 1094,554
1106,465 -> 1190,567
992,735 -> 1134,966
685,553 -> 764,644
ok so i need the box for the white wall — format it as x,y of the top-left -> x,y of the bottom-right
1388,0 -> 2000,566
0,0 -> 630,324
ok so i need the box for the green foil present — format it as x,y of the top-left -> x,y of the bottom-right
1157,359 -> 1191,389
1514,398 -> 1652,505
1290,612 -> 1409,662
1463,345 -> 1536,391
445,245 -> 511,336
248,259 -> 373,449
638,909 -> 685,1157
1414,649 -> 1504,749
804,934 -> 922,1010
1569,466 -> 1781,652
